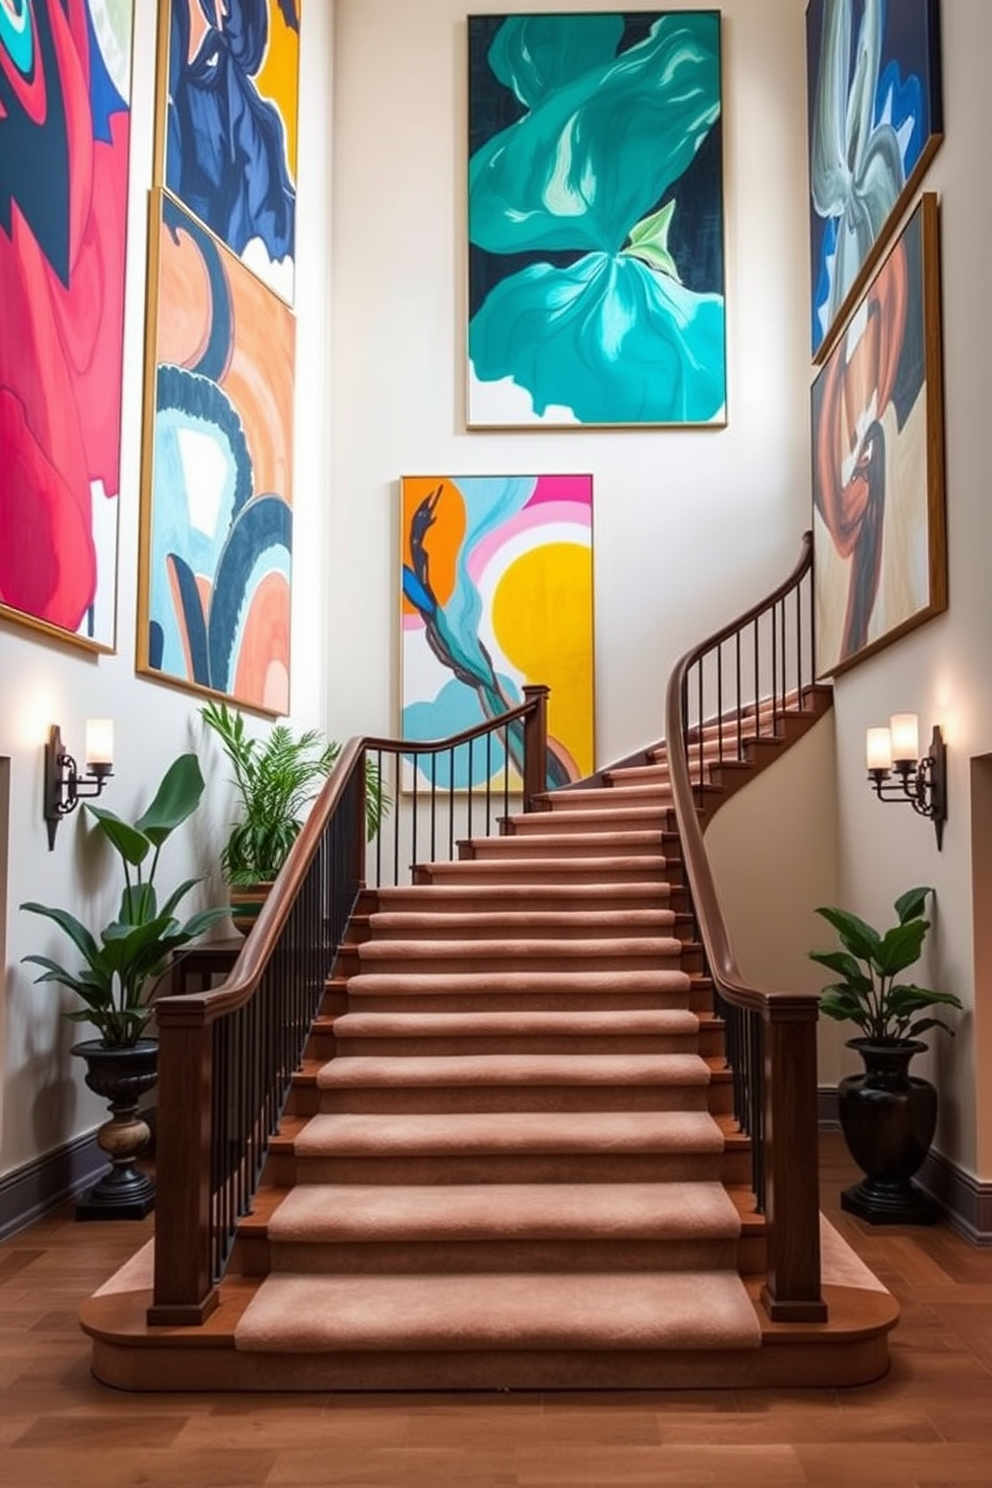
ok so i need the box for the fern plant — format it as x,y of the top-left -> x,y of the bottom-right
201,701 -> 386,886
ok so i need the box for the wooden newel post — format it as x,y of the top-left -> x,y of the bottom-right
521,685 -> 550,811
760,998 -> 828,1323
354,747 -> 368,888
147,1009 -> 219,1326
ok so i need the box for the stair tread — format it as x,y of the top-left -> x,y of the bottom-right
266,1180 -> 743,1243
234,1270 -> 762,1353
291,1109 -> 725,1157
367,909 -> 677,931
377,882 -> 672,902
330,1009 -> 699,1038
345,969 -> 692,995
316,1053 -> 711,1088
358,936 -> 684,960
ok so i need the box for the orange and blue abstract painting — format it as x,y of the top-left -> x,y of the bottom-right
139,191 -> 295,715
159,0 -> 301,303
0,0 -> 133,648
468,12 -> 725,428
401,474 -> 594,790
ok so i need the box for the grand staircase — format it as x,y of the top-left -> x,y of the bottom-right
81,704 -> 899,1391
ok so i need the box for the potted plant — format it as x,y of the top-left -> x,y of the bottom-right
200,701 -> 387,930
810,885 -> 963,1225
21,753 -> 228,1219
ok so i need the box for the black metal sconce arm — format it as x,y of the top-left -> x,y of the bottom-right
866,725 -> 946,850
44,724 -> 114,851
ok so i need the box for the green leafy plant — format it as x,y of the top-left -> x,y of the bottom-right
21,754 -> 227,1049
200,701 -> 387,886
810,885 -> 962,1045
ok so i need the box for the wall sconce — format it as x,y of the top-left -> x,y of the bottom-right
865,713 -> 946,850
44,719 -> 115,850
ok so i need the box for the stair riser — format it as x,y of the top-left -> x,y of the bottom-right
257,1237 -> 743,1277
326,1035 -> 701,1058
375,887 -> 675,913
265,1151 -> 726,1187
311,1086 -> 712,1115
364,919 -> 677,943
336,991 -> 695,1016
356,952 -> 682,975
460,839 -> 668,862
542,789 -> 673,812
416,863 -> 679,887
502,813 -> 672,836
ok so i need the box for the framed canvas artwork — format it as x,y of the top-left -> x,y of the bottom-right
812,194 -> 945,679
137,191 -> 296,715
467,12 -> 725,428
154,0 -> 301,304
0,0 -> 134,651
401,474 -> 595,790
806,0 -> 942,361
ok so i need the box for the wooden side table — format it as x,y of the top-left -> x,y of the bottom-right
169,937 -> 243,997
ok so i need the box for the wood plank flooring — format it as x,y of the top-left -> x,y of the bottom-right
2,1132 -> 992,1487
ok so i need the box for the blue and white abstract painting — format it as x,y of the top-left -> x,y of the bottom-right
806,0 -> 943,360
467,12 -> 726,428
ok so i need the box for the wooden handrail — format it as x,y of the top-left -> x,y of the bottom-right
665,533 -> 828,1323
150,690 -> 550,1324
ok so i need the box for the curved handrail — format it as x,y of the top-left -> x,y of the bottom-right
665,534 -> 820,1015
665,532 -> 829,1323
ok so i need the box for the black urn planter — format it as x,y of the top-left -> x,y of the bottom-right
838,1037 -> 939,1225
71,1039 -> 158,1221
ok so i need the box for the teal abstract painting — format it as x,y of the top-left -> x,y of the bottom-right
467,12 -> 726,428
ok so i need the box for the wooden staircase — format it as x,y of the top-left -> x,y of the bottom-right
80,700 -> 899,1391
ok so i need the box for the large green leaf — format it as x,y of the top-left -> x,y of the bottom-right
875,920 -> 928,976
808,948 -> 872,990
20,903 -> 103,968
134,753 -> 207,845
894,885 -> 932,924
86,805 -> 152,867
814,905 -> 881,964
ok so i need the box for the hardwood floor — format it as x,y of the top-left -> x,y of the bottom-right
2,1132 -> 992,1487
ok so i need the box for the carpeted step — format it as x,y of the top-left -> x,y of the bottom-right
365,907 -> 677,942
374,880 -> 676,913
314,1051 -> 711,1114
342,967 -> 695,1015
415,854 -> 675,887
234,1270 -> 761,1355
502,805 -> 673,835
459,830 -> 667,861
355,935 -> 682,975
329,1006 -> 700,1058
274,1109 -> 727,1186
259,1180 -> 744,1275
540,785 -> 673,812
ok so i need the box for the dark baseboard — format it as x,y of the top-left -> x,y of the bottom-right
818,1085 -> 992,1245
0,1130 -> 106,1242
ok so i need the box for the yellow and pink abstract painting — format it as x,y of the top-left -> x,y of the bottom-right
400,474 -> 595,790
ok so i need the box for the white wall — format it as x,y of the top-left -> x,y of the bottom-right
826,0 -> 992,1178
326,0 -> 814,763
0,3 -> 334,1179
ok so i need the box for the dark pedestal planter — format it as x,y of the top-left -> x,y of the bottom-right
838,1037 -> 939,1225
72,1039 -> 158,1220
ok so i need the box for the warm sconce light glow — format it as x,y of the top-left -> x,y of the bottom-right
889,713 -> 920,765
866,727 -> 893,773
85,717 -> 115,769
44,719 -> 116,851
864,714 -> 946,850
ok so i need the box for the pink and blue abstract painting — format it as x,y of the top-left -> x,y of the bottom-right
467,12 -> 725,428
401,474 -> 595,790
0,0 -> 133,649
